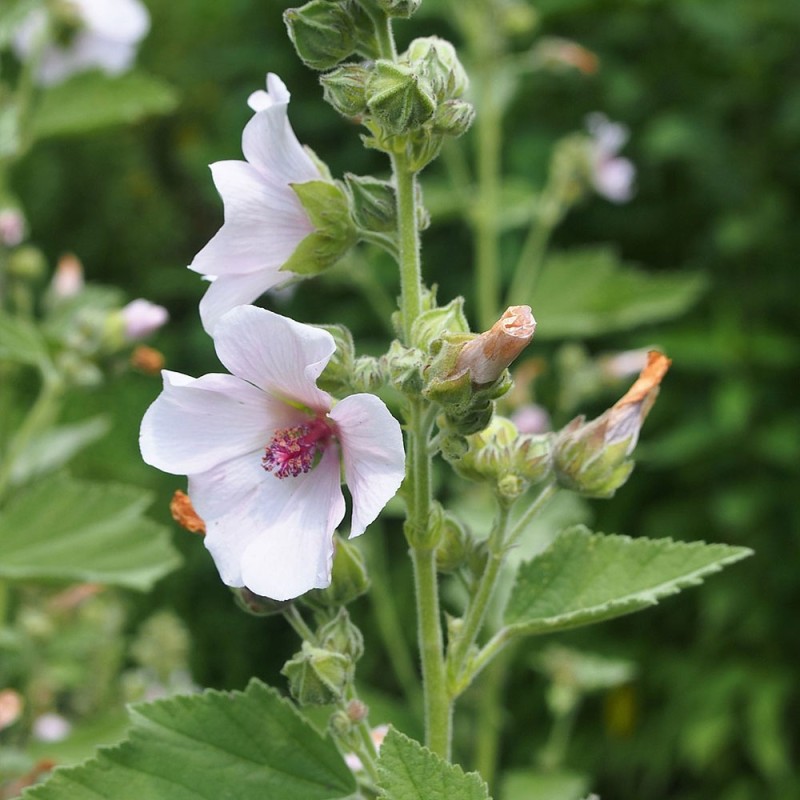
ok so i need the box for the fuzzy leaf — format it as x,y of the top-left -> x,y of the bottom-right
504,525 -> 752,635
532,247 -> 706,338
30,70 -> 178,140
23,680 -> 357,800
0,474 -> 181,590
377,728 -> 491,800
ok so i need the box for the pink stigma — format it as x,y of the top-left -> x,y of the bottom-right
262,418 -> 332,479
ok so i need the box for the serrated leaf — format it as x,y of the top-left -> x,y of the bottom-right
30,70 -> 178,141
377,728 -> 491,800
0,310 -> 49,368
10,416 -> 111,485
531,247 -> 707,338
0,474 -> 181,590
504,525 -> 752,635
501,769 -> 589,800
23,680 -> 357,800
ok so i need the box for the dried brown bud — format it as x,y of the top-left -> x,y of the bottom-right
170,490 -> 206,535
455,305 -> 536,385
130,345 -> 165,375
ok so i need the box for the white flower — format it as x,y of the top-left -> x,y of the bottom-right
140,305 -> 405,601
13,0 -> 150,87
190,73 -> 321,333
32,712 -> 72,743
585,112 -> 635,203
121,299 -> 169,340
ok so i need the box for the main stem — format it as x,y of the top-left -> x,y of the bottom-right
393,150 -> 452,757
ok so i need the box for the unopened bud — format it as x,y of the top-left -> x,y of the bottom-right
321,65 -> 369,118
376,0 -> 421,18
366,61 -> 436,135
316,324 -> 355,394
308,535 -> 369,607
344,173 -> 397,234
347,699 -> 368,722
284,1 -> 356,70
234,587 -> 291,617
51,253 -> 84,299
554,351 -> 671,498
432,99 -> 475,137
130,345 -> 165,375
435,513 -> 470,573
170,490 -> 205,534
6,244 -> 46,281
317,608 -> 364,662
455,305 -> 536,386
405,36 -> 469,99
282,642 -> 352,706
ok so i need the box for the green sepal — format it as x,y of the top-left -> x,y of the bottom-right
316,607 -> 365,662
344,172 -> 397,234
410,296 -> 470,350
405,36 -> 469,99
320,64 -> 370,118
284,180 -> 357,276
432,99 -> 476,137
376,0 -> 422,18
306,534 -> 370,607
366,60 -> 436,135
282,641 -> 353,706
315,324 -> 355,395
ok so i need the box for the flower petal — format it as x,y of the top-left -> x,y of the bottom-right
242,104 -> 320,187
214,306 -> 333,411
197,447 -> 346,599
329,394 -> 405,538
198,270 -> 289,334
76,0 -> 150,42
189,161 -> 313,277
140,370 -> 298,475
248,72 -> 291,112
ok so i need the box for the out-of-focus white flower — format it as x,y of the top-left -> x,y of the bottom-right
585,112 -> 635,203
510,403 -> 551,435
32,712 -> 72,743
13,0 -> 150,87
140,306 -> 405,601
51,252 -> 85,298
190,73 -> 321,333
121,299 -> 169,340
0,210 -> 25,247
344,724 -> 389,772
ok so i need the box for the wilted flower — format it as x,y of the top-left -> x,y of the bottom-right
140,306 -> 405,600
13,0 -> 150,87
585,112 -> 635,203
191,73 -> 337,332
121,299 -> 169,340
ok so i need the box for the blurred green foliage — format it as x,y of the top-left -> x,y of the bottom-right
6,0 -> 798,798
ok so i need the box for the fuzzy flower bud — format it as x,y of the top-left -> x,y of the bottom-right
554,351 -> 671,498
376,0 -> 422,18
366,60 -> 436,135
284,1 -> 356,70
405,36 -> 469,99
455,305 -> 536,386
282,641 -> 352,706
321,64 -> 370,118
308,536 -> 370,608
431,99 -> 475,137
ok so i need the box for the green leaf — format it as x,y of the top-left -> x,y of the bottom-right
377,728 -> 491,800
24,680 -> 357,800
531,247 -> 707,338
30,70 -> 178,141
0,474 -> 181,590
504,525 -> 752,635
10,416 -> 111,485
501,769 -> 589,800
0,310 -> 49,368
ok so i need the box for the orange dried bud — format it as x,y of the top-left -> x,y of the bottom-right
170,490 -> 206,535
131,345 -> 165,374
455,305 -> 536,385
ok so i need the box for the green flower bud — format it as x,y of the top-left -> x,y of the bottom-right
284,180 -> 357,276
284,1 -> 356,71
282,641 -> 352,705
308,535 -> 370,608
376,0 -> 422,18
352,354 -> 388,392
405,36 -> 469,99
6,244 -> 46,281
366,60 -> 436,135
435,513 -> 470,573
321,65 -> 370,118
385,339 -> 424,395
316,324 -> 355,395
317,608 -> 364,662
432,99 -> 475,138
344,173 -> 397,234
554,351 -> 670,498
410,296 -> 469,350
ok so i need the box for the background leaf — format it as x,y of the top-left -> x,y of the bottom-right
0,311 -> 49,369
0,474 -> 181,590
501,769 -> 589,800
30,71 -> 178,141
23,680 -> 357,800
504,525 -> 752,635
377,728 -> 491,800
531,247 -> 707,338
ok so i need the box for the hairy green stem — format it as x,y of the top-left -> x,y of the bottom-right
392,156 -> 423,344
507,481 -> 558,546
282,605 -> 318,645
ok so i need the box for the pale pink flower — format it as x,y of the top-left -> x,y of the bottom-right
13,0 -> 150,87
0,210 -> 25,247
32,713 -> 72,743
121,299 -> 169,340
585,112 -> 635,203
344,725 -> 390,772
190,73 -> 320,333
51,253 -> 85,298
140,306 -> 405,601
0,689 -> 23,731
510,403 -> 551,435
